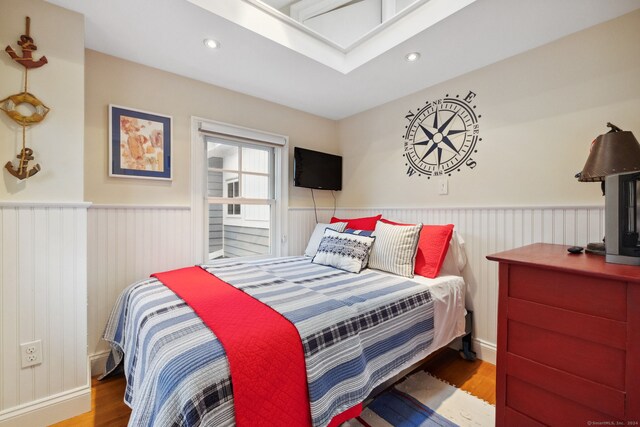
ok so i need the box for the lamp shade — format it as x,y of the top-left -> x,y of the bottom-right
578,124 -> 640,182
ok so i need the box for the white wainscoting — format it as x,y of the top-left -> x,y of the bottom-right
0,202 -> 90,426
86,203 -> 606,370
289,205 -> 606,363
87,205 -> 193,373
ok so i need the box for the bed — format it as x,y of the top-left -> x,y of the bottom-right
102,233 -> 467,427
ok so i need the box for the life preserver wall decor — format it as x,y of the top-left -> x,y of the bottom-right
403,91 -> 481,178
1,16 -> 49,180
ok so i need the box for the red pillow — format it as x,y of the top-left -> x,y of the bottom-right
381,219 -> 454,278
415,224 -> 454,278
330,214 -> 382,231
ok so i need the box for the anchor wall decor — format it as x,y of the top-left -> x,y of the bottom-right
1,16 -> 49,180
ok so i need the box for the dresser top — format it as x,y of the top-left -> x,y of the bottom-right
487,243 -> 640,283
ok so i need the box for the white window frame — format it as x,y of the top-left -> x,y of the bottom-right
191,117 -> 289,263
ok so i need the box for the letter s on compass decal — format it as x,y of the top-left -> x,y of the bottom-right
403,91 -> 482,178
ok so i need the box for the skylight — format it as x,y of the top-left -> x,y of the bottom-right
186,0 -> 476,73
255,0 -> 429,49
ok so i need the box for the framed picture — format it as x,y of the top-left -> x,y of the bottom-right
109,105 -> 172,180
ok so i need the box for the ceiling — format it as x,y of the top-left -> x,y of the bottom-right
190,0 -> 473,71
45,0 -> 640,120
242,0 -> 434,51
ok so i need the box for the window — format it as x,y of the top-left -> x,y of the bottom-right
206,137 -> 277,259
227,180 -> 240,215
193,118 -> 288,263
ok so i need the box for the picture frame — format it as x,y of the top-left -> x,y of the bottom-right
109,104 -> 172,180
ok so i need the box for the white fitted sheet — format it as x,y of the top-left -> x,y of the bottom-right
367,269 -> 467,351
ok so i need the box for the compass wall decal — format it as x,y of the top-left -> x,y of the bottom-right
403,91 -> 481,178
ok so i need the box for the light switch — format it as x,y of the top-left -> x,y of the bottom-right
438,178 -> 448,195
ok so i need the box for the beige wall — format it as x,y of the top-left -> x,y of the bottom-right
0,1 -> 90,424
85,11 -> 640,210
0,0 -> 84,201
85,50 -> 339,207
337,10 -> 640,208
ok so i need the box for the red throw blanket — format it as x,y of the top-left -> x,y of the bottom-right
152,267 -> 312,427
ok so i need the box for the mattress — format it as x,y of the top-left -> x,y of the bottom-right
102,256 -> 466,426
400,272 -> 466,351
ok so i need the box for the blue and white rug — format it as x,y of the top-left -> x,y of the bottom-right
343,371 -> 495,427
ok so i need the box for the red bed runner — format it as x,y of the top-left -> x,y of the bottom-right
152,266 -> 312,427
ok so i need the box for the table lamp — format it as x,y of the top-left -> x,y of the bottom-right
576,122 -> 640,254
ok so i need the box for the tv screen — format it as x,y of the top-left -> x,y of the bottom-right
294,147 -> 342,191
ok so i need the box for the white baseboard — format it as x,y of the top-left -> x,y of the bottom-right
0,385 -> 91,427
473,337 -> 497,364
89,350 -> 111,377
448,336 -> 496,365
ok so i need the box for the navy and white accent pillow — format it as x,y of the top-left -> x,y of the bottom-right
312,229 -> 375,273
344,228 -> 374,237
368,221 -> 423,278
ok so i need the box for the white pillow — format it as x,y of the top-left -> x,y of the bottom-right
368,221 -> 423,278
312,229 -> 375,273
439,232 -> 467,276
304,222 -> 347,257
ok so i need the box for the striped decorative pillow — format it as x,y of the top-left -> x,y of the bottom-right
368,221 -> 423,278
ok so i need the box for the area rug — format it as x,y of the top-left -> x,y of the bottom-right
343,371 -> 495,427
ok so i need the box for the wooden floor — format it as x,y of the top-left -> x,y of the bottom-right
51,348 -> 495,426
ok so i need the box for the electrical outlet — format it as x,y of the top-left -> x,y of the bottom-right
438,178 -> 448,195
20,340 -> 42,368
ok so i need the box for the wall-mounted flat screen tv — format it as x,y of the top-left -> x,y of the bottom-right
294,147 -> 342,191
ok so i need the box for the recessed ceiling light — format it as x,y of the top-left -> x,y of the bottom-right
405,52 -> 421,62
203,39 -> 220,49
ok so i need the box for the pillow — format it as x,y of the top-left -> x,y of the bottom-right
304,222 -> 348,257
380,218 -> 407,226
330,214 -> 382,231
381,219 -> 454,278
312,229 -> 375,273
343,228 -> 374,237
439,232 -> 467,276
415,224 -> 454,278
368,221 -> 423,278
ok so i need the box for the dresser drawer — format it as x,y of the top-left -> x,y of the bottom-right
507,376 -> 621,426
507,297 -> 626,350
509,265 -> 626,321
508,320 -> 625,390
506,353 -> 626,419
505,408 -> 544,427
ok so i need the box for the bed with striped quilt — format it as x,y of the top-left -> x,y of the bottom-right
103,256 -> 461,426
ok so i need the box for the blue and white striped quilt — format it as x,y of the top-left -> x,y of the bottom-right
103,256 -> 437,427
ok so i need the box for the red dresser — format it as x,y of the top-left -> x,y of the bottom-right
487,244 -> 640,426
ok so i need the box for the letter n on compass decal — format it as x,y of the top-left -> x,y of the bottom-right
403,91 -> 482,178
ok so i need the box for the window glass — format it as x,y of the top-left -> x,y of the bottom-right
242,146 -> 270,174
242,174 -> 269,199
209,142 -> 238,170
209,204 -> 271,258
206,138 -> 275,259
